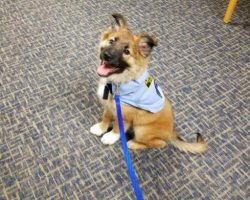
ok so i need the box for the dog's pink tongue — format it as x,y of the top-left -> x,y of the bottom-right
97,61 -> 114,77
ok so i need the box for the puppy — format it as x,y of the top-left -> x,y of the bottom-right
90,13 -> 207,153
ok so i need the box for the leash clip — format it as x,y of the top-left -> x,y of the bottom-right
114,83 -> 120,96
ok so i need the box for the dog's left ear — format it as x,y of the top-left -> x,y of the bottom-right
137,33 -> 158,57
111,13 -> 128,30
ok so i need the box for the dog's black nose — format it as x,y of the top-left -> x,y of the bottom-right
103,51 -> 112,61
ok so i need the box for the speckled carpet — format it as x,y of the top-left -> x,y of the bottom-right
0,0 -> 249,199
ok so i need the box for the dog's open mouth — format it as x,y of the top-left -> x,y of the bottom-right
97,60 -> 119,77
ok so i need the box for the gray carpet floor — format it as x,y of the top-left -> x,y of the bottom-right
0,0 -> 249,199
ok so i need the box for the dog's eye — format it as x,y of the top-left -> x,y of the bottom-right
109,39 -> 115,45
124,49 -> 130,55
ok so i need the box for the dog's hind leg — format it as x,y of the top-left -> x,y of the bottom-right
127,140 -> 147,149
128,125 -> 171,149
127,139 -> 166,150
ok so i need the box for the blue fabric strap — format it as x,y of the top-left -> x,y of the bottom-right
114,94 -> 144,200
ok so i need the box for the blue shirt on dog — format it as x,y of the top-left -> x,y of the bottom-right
111,70 -> 165,113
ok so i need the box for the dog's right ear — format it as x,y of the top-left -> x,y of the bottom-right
111,13 -> 128,31
136,33 -> 158,57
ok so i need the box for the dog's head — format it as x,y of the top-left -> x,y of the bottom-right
97,13 -> 157,83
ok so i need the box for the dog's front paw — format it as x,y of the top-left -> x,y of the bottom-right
101,131 -> 120,145
90,123 -> 107,136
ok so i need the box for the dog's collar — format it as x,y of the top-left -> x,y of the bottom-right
102,70 -> 149,99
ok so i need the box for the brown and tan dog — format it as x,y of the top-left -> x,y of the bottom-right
90,13 -> 207,153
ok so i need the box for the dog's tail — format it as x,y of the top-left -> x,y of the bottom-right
170,133 -> 208,154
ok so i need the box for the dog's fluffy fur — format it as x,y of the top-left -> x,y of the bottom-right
90,14 -> 207,153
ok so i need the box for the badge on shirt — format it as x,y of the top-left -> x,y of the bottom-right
145,75 -> 153,88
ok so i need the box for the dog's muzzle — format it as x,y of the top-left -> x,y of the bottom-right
97,47 -> 130,77
100,47 -> 120,65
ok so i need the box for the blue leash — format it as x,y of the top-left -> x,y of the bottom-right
114,94 -> 144,200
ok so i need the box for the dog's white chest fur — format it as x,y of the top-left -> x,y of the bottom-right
97,78 -> 108,99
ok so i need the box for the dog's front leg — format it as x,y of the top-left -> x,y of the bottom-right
90,107 -> 112,136
101,119 -> 130,145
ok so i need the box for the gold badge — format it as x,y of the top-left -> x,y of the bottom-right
145,75 -> 153,88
